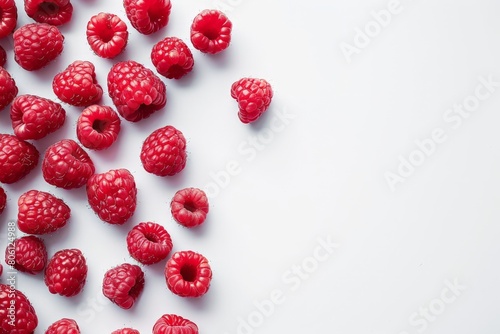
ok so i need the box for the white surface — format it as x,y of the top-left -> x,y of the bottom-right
1,0 -> 500,332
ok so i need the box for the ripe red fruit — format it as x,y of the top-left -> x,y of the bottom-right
127,222 -> 173,265
0,67 -> 18,111
24,0 -> 73,26
231,78 -> 273,123
170,188 -> 209,228
112,329 -> 140,334
165,250 -> 212,298
0,187 -> 5,214
76,105 -> 121,150
153,314 -> 198,334
0,133 -> 39,184
0,284 -> 38,333
123,0 -> 171,35
45,318 -> 80,334
45,248 -> 87,297
6,235 -> 47,274
0,45 -> 6,67
87,12 -> 128,59
102,263 -> 145,309
0,0 -> 17,39
190,9 -> 232,54
151,37 -> 194,79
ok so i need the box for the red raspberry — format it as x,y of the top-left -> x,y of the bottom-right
0,284 -> 38,333
127,222 -> 173,265
0,134 -> 39,184
0,0 -> 17,39
24,0 -> 73,26
123,0 -> 171,35
102,263 -> 145,309
6,235 -> 47,274
107,60 -> 166,122
10,94 -> 66,141
86,168 -> 137,225
112,329 -> 140,334
13,23 -> 64,71
0,187 -> 5,214
190,9 -> 232,54
0,45 -> 6,67
231,78 -> 273,124
153,314 -> 198,334
17,189 -> 71,234
42,139 -> 95,189
86,12 -> 128,59
0,66 -> 18,111
140,125 -> 186,176
45,248 -> 87,297
45,318 -> 80,334
151,37 -> 194,79
76,105 -> 121,150
53,60 -> 103,107
165,250 -> 212,298
170,188 -> 209,228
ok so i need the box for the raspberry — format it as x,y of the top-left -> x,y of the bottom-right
0,0 -> 17,39
190,9 -> 232,54
151,37 -> 194,79
0,134 -> 39,184
0,284 -> 38,333
127,222 -> 173,265
170,188 -> 209,228
86,169 -> 137,225
45,248 -> 87,297
165,250 -> 212,298
53,60 -> 103,107
140,125 -> 186,176
0,187 -> 5,214
231,78 -> 273,124
0,66 -> 18,111
13,23 -> 64,71
123,0 -> 171,35
112,329 -> 140,334
10,94 -> 66,141
0,45 -> 6,67
86,12 -> 128,59
42,139 -> 95,189
76,105 -> 121,150
153,314 -> 198,334
102,263 -> 145,309
45,318 -> 80,334
24,0 -> 73,26
107,60 -> 166,122
6,235 -> 47,274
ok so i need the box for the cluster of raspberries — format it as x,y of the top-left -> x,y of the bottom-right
0,0 -> 274,332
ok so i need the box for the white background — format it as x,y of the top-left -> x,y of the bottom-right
0,0 -> 499,333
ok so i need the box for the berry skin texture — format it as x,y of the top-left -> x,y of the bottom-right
0,284 -> 38,333
102,263 -> 145,309
0,45 -> 6,67
6,235 -> 47,274
124,0 -> 171,35
86,168 -> 137,225
0,134 -> 39,184
151,37 -> 194,79
24,0 -> 73,26
53,60 -> 103,107
112,329 -> 140,334
231,78 -> 273,124
45,318 -> 80,334
45,248 -> 87,297
0,187 -> 5,214
171,188 -> 209,228
107,60 -> 167,122
13,23 -> 64,71
153,314 -> 198,334
140,125 -> 186,177
0,67 -> 18,111
76,105 -> 121,150
127,222 -> 173,265
87,12 -> 128,59
10,94 -> 66,141
0,0 -> 17,39
190,9 -> 232,54
42,139 -> 95,189
165,250 -> 212,298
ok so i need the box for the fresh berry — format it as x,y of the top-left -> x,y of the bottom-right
24,0 -> 73,26
0,45 -> 6,67
86,168 -> 137,225
107,60 -> 166,122
140,125 -> 186,176
6,235 -> 47,274
42,139 -> 95,189
17,189 -> 71,234
153,314 -> 198,334
45,248 -> 87,297
165,250 -> 212,298
13,23 -> 64,71
127,222 -> 173,265
53,60 -> 103,107
151,37 -> 194,79
0,0 -> 17,39
86,12 -> 128,59
0,187 -> 5,214
190,9 -> 232,54
0,134 -> 39,184
170,188 -> 209,228
10,94 -> 66,141
76,105 -> 121,150
112,329 -> 140,334
231,78 -> 273,124
0,67 -> 18,111
102,263 -> 145,309
45,318 -> 80,334
123,0 -> 171,35
0,284 -> 38,333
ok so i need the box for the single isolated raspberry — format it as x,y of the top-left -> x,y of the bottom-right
0,45 -> 6,67
24,0 -> 73,26
170,188 -> 209,228
153,314 -> 198,334
127,222 -> 173,265
45,318 -> 80,334
0,0 -> 17,39
86,12 -> 128,59
107,60 -> 166,122
45,248 -> 87,297
76,105 -> 121,150
112,329 -> 140,334
102,263 -> 145,309
190,9 -> 232,54
151,37 -> 194,79
42,139 -> 95,189
165,250 -> 212,298
13,23 -> 64,71
231,78 -> 273,124
6,235 -> 47,274
0,134 -> 39,184
10,94 -> 66,140
0,187 -> 5,214
0,67 -> 18,111
0,284 -> 38,333
123,0 -> 171,35
140,125 -> 186,177
86,168 -> 137,225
